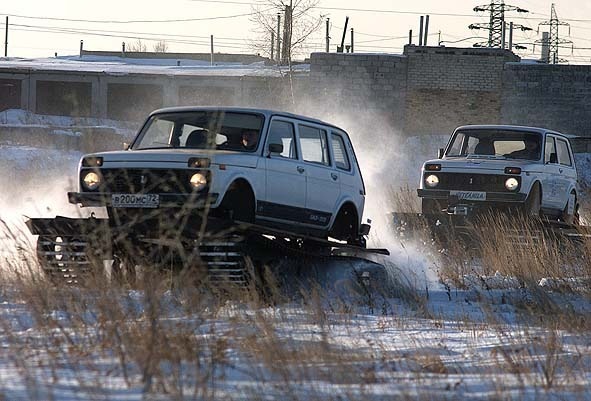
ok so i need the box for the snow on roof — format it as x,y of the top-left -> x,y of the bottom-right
0,55 -> 310,77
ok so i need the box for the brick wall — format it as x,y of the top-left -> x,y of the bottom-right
403,46 -> 518,134
305,52 -> 407,129
501,63 -> 591,136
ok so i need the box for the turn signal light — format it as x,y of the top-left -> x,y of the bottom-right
188,158 -> 211,168
82,156 -> 103,167
425,164 -> 441,171
504,167 -> 521,175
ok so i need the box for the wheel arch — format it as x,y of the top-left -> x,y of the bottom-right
217,174 -> 259,206
330,200 -> 360,231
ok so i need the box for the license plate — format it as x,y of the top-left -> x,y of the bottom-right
450,191 -> 486,201
111,194 -> 159,208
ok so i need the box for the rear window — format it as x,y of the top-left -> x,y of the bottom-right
556,139 -> 572,166
331,133 -> 351,171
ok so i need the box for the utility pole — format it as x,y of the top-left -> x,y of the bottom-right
419,16 -> 424,46
271,32 -> 275,61
469,1 -> 529,48
281,1 -> 293,65
325,18 -> 330,52
350,28 -> 354,53
276,13 -> 281,64
423,15 -> 430,46
537,3 -> 571,64
210,35 -> 214,65
4,16 -> 7,57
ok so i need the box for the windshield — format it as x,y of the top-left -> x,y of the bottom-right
445,129 -> 542,161
132,111 -> 264,152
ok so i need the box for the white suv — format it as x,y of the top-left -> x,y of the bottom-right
69,107 -> 368,244
418,125 -> 579,224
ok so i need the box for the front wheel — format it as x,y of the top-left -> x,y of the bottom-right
561,191 -> 579,226
523,183 -> 541,219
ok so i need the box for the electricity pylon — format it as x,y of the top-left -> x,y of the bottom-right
469,0 -> 529,48
537,3 -> 571,64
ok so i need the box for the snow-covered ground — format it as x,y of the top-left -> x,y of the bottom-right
0,112 -> 590,400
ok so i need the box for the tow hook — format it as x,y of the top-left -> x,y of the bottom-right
447,205 -> 470,216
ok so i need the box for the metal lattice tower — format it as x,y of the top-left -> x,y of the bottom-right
537,3 -> 571,64
469,1 -> 529,48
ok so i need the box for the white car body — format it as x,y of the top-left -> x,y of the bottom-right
418,125 -> 579,221
69,107 -> 367,241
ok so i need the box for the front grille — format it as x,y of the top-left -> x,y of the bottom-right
427,172 -> 517,192
96,169 -> 199,194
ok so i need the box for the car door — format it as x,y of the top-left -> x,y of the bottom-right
555,137 -> 577,209
298,123 -> 340,228
542,135 -> 562,209
260,118 -> 307,224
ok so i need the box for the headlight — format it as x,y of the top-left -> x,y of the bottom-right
189,173 -> 207,191
505,177 -> 519,191
82,171 -> 101,191
425,174 -> 439,188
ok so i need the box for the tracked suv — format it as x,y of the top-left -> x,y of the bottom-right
28,107 -> 380,284
418,125 -> 579,224
70,106 -> 369,244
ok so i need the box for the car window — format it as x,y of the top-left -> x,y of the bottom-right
331,133 -> 351,171
141,119 -> 174,148
268,120 -> 297,159
545,136 -> 557,164
134,111 -> 263,151
556,139 -> 572,166
299,125 -> 330,166
446,133 -> 466,156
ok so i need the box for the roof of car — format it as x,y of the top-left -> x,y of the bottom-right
149,106 -> 344,131
455,124 -> 575,139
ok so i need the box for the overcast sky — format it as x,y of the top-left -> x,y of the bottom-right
1,0 -> 590,63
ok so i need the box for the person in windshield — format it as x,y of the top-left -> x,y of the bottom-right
473,139 -> 495,155
241,129 -> 259,150
507,138 -> 541,160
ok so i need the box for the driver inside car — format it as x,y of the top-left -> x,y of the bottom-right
241,129 -> 259,150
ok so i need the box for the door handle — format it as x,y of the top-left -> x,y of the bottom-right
297,166 -> 305,174
331,173 -> 338,181
559,168 -> 563,174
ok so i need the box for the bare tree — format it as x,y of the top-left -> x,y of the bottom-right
127,39 -> 147,52
153,40 -> 168,53
250,0 -> 323,64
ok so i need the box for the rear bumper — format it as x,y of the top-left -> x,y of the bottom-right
417,189 -> 527,203
68,191 -> 219,208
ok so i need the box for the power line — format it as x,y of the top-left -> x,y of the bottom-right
6,22 -> 254,43
1,10 -> 260,24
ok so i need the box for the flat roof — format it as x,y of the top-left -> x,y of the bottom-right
0,55 -> 310,78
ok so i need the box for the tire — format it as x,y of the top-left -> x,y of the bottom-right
330,206 -> 359,244
523,183 -> 541,219
561,191 -> 579,226
220,182 -> 255,224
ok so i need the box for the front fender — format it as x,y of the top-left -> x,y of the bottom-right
210,168 -> 263,208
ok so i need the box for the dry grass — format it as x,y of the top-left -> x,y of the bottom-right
0,201 -> 590,400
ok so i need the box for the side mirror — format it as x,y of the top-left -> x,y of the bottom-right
549,153 -> 558,164
123,142 -> 130,150
438,148 -> 444,159
268,143 -> 283,154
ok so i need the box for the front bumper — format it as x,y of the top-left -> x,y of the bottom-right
417,189 -> 527,203
68,191 -> 219,208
